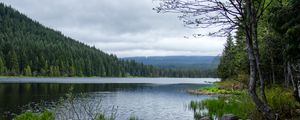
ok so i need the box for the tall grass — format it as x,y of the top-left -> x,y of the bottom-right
190,93 -> 257,120
13,111 -> 54,120
190,86 -> 300,120
266,86 -> 300,119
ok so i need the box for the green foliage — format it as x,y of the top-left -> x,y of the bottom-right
217,33 -> 236,80
0,3 -> 216,78
198,85 -> 243,95
217,31 -> 248,82
24,65 -> 32,76
68,65 -> 76,77
6,49 -> 19,75
96,114 -> 115,120
261,0 -> 300,84
190,93 -> 257,120
13,111 -> 54,120
128,116 -> 141,120
0,56 -> 5,74
216,80 -> 246,90
191,86 -> 300,120
96,114 -> 107,120
266,86 -> 300,119
218,0 -> 300,86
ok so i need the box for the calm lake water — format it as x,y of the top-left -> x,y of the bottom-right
0,78 -> 219,120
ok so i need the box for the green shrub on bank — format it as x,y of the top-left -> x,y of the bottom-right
216,80 -> 246,90
191,86 -> 300,120
13,111 -> 54,120
198,85 -> 243,95
266,86 -> 300,119
190,93 -> 257,119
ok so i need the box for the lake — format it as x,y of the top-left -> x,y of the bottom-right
0,78 -> 219,120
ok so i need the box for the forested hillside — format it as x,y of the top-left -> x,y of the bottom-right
0,3 -> 144,77
0,3 -> 217,78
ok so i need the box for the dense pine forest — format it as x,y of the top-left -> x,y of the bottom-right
215,0 -> 300,119
217,0 -> 300,89
0,3 -> 216,78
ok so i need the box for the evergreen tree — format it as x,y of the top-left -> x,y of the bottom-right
0,3 -> 217,78
0,56 -> 5,75
6,49 -> 19,75
218,33 -> 235,80
68,65 -> 76,77
49,66 -> 55,77
24,65 -> 32,76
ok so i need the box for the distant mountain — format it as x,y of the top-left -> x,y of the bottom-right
123,56 -> 220,70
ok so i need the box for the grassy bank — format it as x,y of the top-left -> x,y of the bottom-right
188,80 -> 245,95
190,81 -> 300,120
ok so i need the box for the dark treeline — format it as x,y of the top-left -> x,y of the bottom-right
0,3 -> 216,78
215,0 -> 300,119
218,0 -> 300,100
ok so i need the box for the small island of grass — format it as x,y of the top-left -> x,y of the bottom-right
188,80 -> 245,95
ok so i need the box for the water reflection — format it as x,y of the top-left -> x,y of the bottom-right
0,78 -> 216,120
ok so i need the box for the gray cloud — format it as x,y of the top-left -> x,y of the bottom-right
1,0 -> 226,57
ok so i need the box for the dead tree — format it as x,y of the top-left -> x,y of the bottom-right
154,0 -> 277,119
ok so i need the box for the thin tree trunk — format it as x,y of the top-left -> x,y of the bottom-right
250,0 -> 267,102
245,1 -> 277,119
284,61 -> 290,88
284,62 -> 286,85
288,62 -> 300,103
298,80 -> 300,102
245,30 -> 277,120
271,56 -> 276,84
252,23 -> 267,102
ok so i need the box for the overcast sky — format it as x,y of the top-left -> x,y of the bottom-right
1,0 -> 226,57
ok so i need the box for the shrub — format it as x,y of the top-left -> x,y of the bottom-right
190,93 -> 257,119
198,85 -> 243,95
13,111 -> 54,120
266,86 -> 300,119
191,86 -> 300,120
